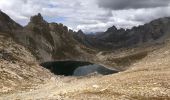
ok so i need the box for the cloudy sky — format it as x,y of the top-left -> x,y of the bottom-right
0,0 -> 170,32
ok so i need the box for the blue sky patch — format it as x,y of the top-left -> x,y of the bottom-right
44,16 -> 66,23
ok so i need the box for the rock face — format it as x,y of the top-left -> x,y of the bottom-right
75,18 -> 170,50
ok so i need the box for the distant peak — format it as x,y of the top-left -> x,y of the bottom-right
106,25 -> 117,32
77,30 -> 84,34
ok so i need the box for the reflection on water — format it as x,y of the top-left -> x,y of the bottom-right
73,64 -> 117,76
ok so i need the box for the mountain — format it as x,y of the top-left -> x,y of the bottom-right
0,12 -> 95,62
1,10 -> 170,67
74,18 -> 170,50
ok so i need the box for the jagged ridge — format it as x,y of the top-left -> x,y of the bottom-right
75,17 -> 170,50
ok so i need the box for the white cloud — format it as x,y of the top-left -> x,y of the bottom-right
0,0 -> 170,32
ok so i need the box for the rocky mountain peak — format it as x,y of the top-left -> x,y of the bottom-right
105,25 -> 117,33
77,30 -> 84,35
29,13 -> 47,25
75,30 -> 86,39
26,13 -> 49,32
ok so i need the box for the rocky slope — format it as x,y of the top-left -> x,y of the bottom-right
0,34 -> 52,95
